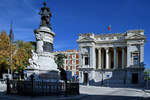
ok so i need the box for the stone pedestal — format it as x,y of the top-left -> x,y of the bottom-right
26,27 -> 59,81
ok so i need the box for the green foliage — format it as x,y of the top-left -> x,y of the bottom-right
0,31 -> 34,76
13,40 -> 33,72
55,54 -> 66,68
144,71 -> 150,80
0,31 -> 11,75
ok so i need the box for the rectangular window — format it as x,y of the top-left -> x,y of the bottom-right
101,37 -> 105,40
132,53 -> 139,65
70,66 -> 72,70
72,65 -> 76,70
70,55 -> 72,59
133,56 -> 138,65
72,59 -> 76,64
70,60 -> 72,64
80,72 -> 82,77
76,60 -> 79,64
76,54 -> 79,58
68,55 -> 70,60
76,71 -> 79,75
66,66 -> 68,70
85,57 -> 89,65
68,59 -> 72,64
76,66 -> 79,70
72,54 -> 76,59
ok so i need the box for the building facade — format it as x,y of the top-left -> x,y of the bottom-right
54,50 -> 79,76
77,30 -> 146,86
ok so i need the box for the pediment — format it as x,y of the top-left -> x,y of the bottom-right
126,33 -> 145,39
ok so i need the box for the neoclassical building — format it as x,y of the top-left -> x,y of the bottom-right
77,30 -> 146,86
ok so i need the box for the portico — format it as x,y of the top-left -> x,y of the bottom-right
95,47 -> 127,70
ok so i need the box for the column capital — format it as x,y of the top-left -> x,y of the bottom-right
121,46 -> 126,49
104,47 -> 109,50
97,47 -> 102,50
113,47 -> 117,49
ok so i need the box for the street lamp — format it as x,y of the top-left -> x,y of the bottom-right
9,38 -> 13,79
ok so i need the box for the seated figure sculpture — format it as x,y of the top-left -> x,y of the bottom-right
28,50 -> 40,69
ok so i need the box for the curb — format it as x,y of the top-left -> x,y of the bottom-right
144,89 -> 150,93
143,89 -> 150,98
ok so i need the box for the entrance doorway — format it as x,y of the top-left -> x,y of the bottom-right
132,73 -> 138,84
84,73 -> 88,84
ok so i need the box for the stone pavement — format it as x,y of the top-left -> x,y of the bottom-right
0,83 -> 6,92
80,85 -> 146,96
80,85 -> 150,100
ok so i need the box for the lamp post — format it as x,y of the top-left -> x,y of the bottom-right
9,36 -> 14,80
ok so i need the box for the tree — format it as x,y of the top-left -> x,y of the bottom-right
55,54 -> 67,83
0,31 -> 34,78
55,54 -> 66,68
0,31 -> 11,77
13,40 -> 33,73
144,70 -> 150,80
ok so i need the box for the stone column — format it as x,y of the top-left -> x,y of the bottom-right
90,46 -> 96,69
140,44 -> 144,65
98,48 -> 102,69
106,48 -> 109,69
109,50 -> 111,68
114,47 -> 117,69
101,49 -> 104,69
122,47 -> 125,69
127,45 -> 131,67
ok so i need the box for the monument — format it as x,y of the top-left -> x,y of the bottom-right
26,2 -> 59,81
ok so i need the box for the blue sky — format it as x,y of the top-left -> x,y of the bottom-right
0,0 -> 150,68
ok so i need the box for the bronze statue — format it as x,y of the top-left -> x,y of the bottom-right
58,67 -> 67,83
39,2 -> 52,29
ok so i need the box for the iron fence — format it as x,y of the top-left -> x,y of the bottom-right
7,79 -> 79,96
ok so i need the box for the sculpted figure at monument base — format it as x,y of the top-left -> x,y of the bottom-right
27,50 -> 40,69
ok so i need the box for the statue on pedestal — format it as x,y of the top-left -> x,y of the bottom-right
26,2 -> 58,80
39,2 -> 52,29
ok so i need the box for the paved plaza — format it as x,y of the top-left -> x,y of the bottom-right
0,83 -> 6,92
80,85 -> 150,100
